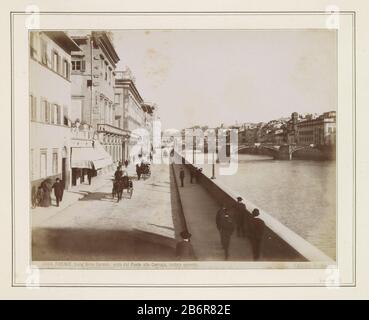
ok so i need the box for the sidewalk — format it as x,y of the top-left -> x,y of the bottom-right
172,164 -> 253,261
32,164 -> 184,261
32,168 -> 116,228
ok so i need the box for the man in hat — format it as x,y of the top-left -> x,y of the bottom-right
234,196 -> 248,238
249,208 -> 265,260
136,163 -> 141,180
52,178 -> 64,207
220,212 -> 235,260
176,230 -> 195,261
216,204 -> 227,241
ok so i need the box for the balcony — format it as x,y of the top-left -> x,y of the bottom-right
115,69 -> 136,82
71,123 -> 95,140
97,123 -> 131,137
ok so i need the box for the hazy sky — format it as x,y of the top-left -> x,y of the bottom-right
113,29 -> 337,130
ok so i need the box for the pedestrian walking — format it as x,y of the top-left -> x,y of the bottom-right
136,163 -> 141,180
234,196 -> 248,237
87,169 -> 92,185
124,159 -> 129,168
216,205 -> 227,231
176,230 -> 195,261
179,167 -> 185,187
220,212 -> 235,260
249,208 -> 265,261
52,178 -> 64,207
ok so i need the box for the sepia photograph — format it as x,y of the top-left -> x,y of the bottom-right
29,29 -> 337,266
3,0 -> 369,300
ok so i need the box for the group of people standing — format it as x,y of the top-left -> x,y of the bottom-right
179,166 -> 203,187
216,197 -> 266,260
32,178 -> 64,208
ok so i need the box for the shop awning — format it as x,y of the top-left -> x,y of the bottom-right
71,141 -> 113,169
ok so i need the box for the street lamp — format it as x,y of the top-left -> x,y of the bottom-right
193,134 -> 196,165
211,151 -> 216,179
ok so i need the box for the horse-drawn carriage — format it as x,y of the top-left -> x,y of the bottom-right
112,175 -> 133,202
140,162 -> 151,179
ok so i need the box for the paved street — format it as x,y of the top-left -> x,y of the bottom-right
32,164 -> 184,261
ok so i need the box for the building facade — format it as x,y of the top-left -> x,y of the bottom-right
297,112 -> 336,146
114,68 -> 154,163
70,31 -> 126,182
29,31 -> 80,192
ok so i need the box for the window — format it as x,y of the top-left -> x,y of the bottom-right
72,60 -> 85,71
63,59 -> 70,79
30,32 -> 37,59
30,95 -> 37,121
41,100 -> 50,123
104,63 -> 107,80
63,106 -> 69,126
114,93 -> 120,104
56,105 -> 61,124
52,51 -> 60,73
52,150 -> 58,175
41,39 -> 48,65
51,104 -> 60,125
40,149 -> 47,178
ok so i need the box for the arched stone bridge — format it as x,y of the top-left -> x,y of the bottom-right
236,143 -> 312,160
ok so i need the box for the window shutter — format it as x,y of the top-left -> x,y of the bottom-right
33,96 -> 37,121
81,60 -> 86,72
51,103 -> 55,124
63,106 -> 68,126
46,102 -> 50,123
57,105 -> 61,124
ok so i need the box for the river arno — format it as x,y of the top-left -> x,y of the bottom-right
201,154 -> 336,260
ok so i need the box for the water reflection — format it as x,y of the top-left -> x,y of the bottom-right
201,154 -> 336,259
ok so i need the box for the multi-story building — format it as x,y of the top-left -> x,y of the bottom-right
297,112 -> 336,146
29,31 -> 80,192
114,68 -> 154,163
69,31 -> 125,182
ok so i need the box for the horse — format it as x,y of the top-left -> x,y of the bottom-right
112,176 -> 133,202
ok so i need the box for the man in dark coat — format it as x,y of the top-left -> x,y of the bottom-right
114,166 -> 122,180
190,167 -> 195,183
176,230 -> 195,261
87,169 -> 92,185
52,178 -> 64,207
124,159 -> 129,168
136,163 -> 141,180
220,213 -> 235,260
249,208 -> 266,261
216,205 -> 227,231
234,196 -> 248,237
179,167 -> 185,187
216,205 -> 227,243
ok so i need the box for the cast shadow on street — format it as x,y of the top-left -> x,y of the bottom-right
32,227 -> 178,261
